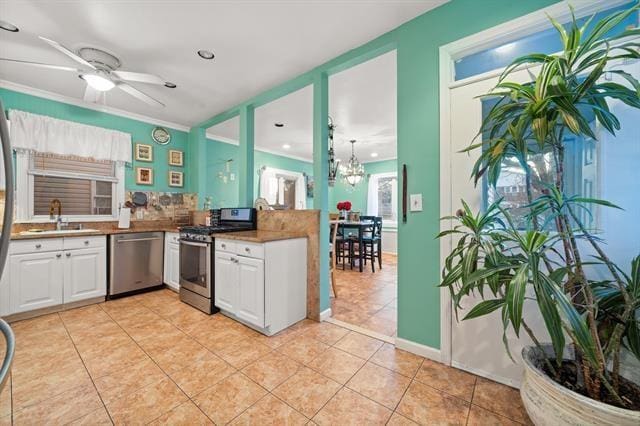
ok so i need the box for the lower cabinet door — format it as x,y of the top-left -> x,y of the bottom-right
63,247 -> 106,303
236,256 -> 265,328
10,251 -> 64,313
164,242 -> 180,289
214,251 -> 238,312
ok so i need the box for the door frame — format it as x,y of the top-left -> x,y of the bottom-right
437,0 -> 629,365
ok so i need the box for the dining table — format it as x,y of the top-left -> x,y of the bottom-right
336,219 -> 374,272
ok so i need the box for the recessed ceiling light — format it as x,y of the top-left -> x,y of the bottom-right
282,144 -> 291,149
164,82 -> 177,88
0,20 -> 19,32
274,123 -> 284,128
197,50 -> 215,60
370,152 -> 379,158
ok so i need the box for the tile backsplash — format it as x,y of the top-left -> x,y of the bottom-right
124,191 -> 198,222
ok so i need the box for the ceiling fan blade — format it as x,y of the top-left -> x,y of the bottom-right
0,58 -> 80,72
83,85 -> 105,104
112,70 -> 164,85
117,82 -> 165,107
38,36 -> 96,70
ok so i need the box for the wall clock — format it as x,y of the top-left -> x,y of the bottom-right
151,126 -> 171,145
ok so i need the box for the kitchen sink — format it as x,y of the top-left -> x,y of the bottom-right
19,229 -> 100,236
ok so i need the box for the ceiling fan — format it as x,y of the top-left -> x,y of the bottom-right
0,36 -> 168,107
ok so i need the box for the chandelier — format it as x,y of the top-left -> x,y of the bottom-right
341,139 -> 365,187
328,116 -> 340,187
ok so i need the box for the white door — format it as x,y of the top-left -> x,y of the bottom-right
164,239 -> 180,290
448,68 -> 547,387
236,256 -> 265,328
63,247 -> 106,303
10,251 -> 64,313
214,251 -> 238,312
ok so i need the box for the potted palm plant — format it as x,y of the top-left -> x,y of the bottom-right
438,6 -> 640,424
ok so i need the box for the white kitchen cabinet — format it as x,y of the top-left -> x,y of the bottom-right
163,232 -> 180,290
63,246 -> 106,303
10,250 -> 64,313
5,235 -> 107,317
214,237 -> 307,335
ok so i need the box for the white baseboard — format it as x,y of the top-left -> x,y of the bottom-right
396,338 -> 442,362
451,360 -> 521,389
319,308 -> 332,321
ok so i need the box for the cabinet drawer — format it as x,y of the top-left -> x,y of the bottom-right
236,242 -> 264,259
166,232 -> 180,244
63,236 -> 106,250
215,239 -> 236,253
10,238 -> 63,255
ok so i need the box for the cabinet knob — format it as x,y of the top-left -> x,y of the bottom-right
84,240 -> 89,245
66,252 -> 71,257
221,244 -> 226,249
245,247 -> 250,252
35,244 -> 42,249
56,253 -> 62,258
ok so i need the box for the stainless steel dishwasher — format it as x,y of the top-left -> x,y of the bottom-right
109,232 -> 164,297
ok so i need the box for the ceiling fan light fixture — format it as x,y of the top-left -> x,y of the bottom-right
197,50 -> 215,60
81,72 -> 115,91
0,20 -> 19,32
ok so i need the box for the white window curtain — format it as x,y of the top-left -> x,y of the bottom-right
258,166 -> 306,209
9,110 -> 132,163
367,172 -> 398,223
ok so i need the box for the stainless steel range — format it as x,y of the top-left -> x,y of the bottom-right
179,208 -> 256,314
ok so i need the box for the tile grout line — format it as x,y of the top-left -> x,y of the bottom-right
57,311 -> 116,425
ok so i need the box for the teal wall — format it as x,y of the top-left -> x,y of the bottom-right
0,87 -> 189,193
204,138 -> 314,209
329,159 -> 396,214
198,0 -> 560,348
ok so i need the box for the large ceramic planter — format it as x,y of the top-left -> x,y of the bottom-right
521,345 -> 640,425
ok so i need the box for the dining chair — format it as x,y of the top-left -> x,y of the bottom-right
362,216 -> 383,272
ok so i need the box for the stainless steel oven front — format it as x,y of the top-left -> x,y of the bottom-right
179,239 -> 211,298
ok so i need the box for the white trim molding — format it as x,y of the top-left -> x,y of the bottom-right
319,308 -> 332,321
396,338 -> 442,363
0,79 -> 190,132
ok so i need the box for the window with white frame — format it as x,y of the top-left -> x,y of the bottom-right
367,172 -> 397,226
16,151 -> 124,221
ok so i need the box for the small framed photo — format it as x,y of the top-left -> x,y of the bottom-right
136,167 -> 153,185
168,149 -> 184,166
135,143 -> 153,162
168,170 -> 184,187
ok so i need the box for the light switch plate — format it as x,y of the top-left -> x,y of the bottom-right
410,193 -> 423,212
229,173 -> 236,181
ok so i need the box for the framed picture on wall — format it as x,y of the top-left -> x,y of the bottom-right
168,170 -> 183,187
135,143 -> 153,162
136,167 -> 153,185
168,149 -> 184,166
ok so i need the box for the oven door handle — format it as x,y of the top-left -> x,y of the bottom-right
179,239 -> 209,248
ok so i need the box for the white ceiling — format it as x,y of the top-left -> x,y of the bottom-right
0,0 -> 446,127
207,49 -> 396,163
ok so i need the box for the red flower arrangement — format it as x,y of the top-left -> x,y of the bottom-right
336,201 -> 352,211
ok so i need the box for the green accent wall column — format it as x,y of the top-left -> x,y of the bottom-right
313,72 -> 330,312
238,105 -> 255,207
187,126 -> 207,205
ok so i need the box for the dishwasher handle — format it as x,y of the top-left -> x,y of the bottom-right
179,239 -> 209,248
116,237 -> 162,243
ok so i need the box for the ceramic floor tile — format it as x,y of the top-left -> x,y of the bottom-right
11,346 -> 85,384
306,347 -> 365,384
414,359 -> 477,401
242,351 -> 301,390
119,316 -> 182,342
272,367 -> 341,418
66,320 -> 125,346
67,406 -> 113,426
81,339 -> 149,379
102,301 -> 158,322
472,377 -> 530,424
359,315 -> 397,336
277,335 -> 329,365
396,381 -> 470,426
346,362 -> 410,409
230,394 -> 308,425
148,401 -> 213,425
59,304 -> 113,331
217,338 -> 273,369
313,387 -> 392,425
93,357 -> 167,404
193,372 -> 268,425
169,352 -> 236,397
0,376 -> 10,419
145,335 -> 212,375
251,326 -> 302,349
301,321 -> 349,345
468,405 -> 523,426
386,412 -> 419,425
106,377 -> 188,424
334,331 -> 384,360
370,343 -> 423,377
10,313 -> 64,335
12,383 -> 103,425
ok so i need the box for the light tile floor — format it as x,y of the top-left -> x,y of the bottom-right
0,289 -> 531,425
331,253 -> 398,336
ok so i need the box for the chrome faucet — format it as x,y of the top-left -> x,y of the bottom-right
49,199 -> 63,230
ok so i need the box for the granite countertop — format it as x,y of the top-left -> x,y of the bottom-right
212,229 -> 308,243
11,226 -> 182,240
